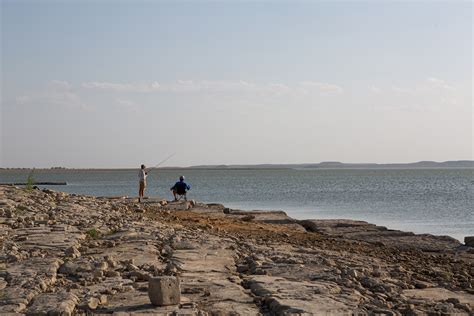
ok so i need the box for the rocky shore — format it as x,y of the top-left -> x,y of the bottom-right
0,185 -> 472,315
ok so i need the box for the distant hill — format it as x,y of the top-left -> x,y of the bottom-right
2,160 -> 472,171
188,160 -> 474,169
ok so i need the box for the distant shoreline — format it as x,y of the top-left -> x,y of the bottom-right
1,160 -> 473,171
1,167 -> 473,172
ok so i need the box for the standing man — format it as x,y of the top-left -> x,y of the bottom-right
138,164 -> 148,202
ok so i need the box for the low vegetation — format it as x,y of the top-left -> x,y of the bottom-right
85,228 -> 100,239
25,170 -> 35,192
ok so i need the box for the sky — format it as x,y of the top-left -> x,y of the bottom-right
1,0 -> 472,168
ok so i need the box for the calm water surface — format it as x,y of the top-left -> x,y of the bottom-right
1,168 -> 472,241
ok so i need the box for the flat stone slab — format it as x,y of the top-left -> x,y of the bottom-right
89,240 -> 162,268
0,258 -> 63,312
26,292 -> 78,316
98,291 -> 179,314
403,288 -> 474,308
171,236 -> 261,314
300,219 -> 461,251
13,226 -> 85,254
245,275 -> 360,314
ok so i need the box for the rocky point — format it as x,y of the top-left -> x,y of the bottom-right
0,185 -> 472,315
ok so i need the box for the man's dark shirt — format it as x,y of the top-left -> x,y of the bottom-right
171,181 -> 190,195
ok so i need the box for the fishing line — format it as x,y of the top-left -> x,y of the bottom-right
148,152 -> 176,171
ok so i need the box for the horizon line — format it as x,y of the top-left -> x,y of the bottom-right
1,160 -> 473,170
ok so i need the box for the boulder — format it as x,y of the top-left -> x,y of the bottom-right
26,292 -> 78,316
241,215 -> 256,222
59,261 -> 79,276
148,276 -> 181,306
464,236 -> 474,247
78,297 -> 100,310
65,246 -> 81,258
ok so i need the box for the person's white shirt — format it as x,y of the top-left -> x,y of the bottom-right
138,169 -> 147,182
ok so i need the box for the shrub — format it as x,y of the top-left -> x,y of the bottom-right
85,228 -> 100,239
25,170 -> 35,192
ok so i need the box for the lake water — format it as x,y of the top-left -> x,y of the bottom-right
1,168 -> 472,242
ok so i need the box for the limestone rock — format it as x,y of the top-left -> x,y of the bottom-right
26,292 -> 78,316
106,270 -> 120,277
65,245 -> 81,258
0,184 -> 472,315
241,215 -> 255,222
99,294 -> 108,305
59,261 -> 78,276
148,276 -> 181,306
161,245 -> 173,256
0,278 -> 7,290
87,297 -> 100,309
464,236 -> 474,247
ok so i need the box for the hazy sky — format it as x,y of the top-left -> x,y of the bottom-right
1,0 -> 472,168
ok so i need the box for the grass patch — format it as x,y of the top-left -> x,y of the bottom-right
85,228 -> 100,239
25,169 -> 35,192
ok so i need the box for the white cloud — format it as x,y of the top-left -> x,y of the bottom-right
177,80 -> 193,85
116,98 -> 138,112
368,77 -> 467,112
16,95 -> 31,104
15,79 -> 346,114
427,77 -> 444,84
391,86 -> 411,94
387,78 -> 456,96
162,80 -> 258,93
48,80 -> 72,90
16,80 -> 90,111
82,81 -> 161,93
368,85 -> 381,94
116,98 -> 135,107
426,77 -> 455,90
299,81 -> 343,94
82,80 -> 343,96
266,83 -> 291,93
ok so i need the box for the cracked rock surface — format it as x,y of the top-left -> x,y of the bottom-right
0,185 -> 472,315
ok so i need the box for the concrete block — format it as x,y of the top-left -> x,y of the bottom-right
148,276 -> 180,306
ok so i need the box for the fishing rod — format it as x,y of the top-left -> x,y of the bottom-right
148,152 -> 176,171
